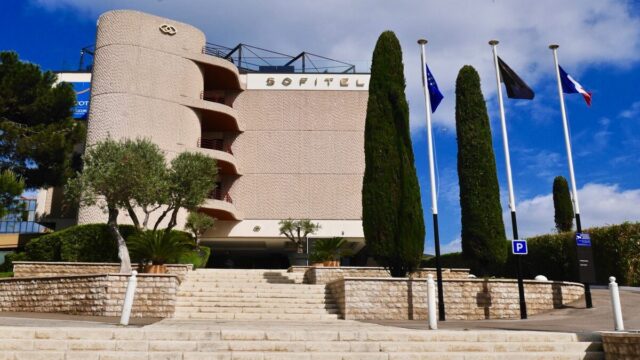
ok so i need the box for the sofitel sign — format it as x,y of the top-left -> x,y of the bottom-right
245,74 -> 370,91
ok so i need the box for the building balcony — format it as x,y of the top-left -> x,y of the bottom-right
181,97 -> 245,132
199,192 -> 243,221
192,138 -> 241,175
183,51 -> 245,91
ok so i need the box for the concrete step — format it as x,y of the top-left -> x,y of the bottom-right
178,284 -> 325,290
174,307 -> 341,315
176,291 -> 333,298
0,351 -> 604,360
0,327 -> 601,342
173,312 -> 342,320
183,279 -> 301,284
175,301 -> 338,308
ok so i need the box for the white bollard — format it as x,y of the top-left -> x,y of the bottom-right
609,276 -> 624,331
427,274 -> 438,330
120,270 -> 138,326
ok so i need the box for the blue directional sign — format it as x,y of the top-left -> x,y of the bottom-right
576,233 -> 591,247
512,240 -> 528,255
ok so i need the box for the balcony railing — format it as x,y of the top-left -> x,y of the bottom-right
200,90 -> 227,105
207,189 -> 233,204
197,138 -> 233,154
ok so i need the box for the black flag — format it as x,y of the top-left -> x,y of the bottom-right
498,57 -> 535,99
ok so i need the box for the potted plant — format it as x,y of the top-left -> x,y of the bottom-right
312,237 -> 351,267
278,219 -> 321,266
128,230 -> 193,273
309,250 -> 327,267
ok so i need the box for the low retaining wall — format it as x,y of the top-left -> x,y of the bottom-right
601,332 -> 640,360
12,261 -> 192,281
289,266 -> 470,284
328,277 -> 584,320
0,273 -> 178,318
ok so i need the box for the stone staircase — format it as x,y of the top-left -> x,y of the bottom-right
0,324 -> 604,359
173,269 -> 341,320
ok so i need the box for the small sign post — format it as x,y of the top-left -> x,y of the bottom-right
512,239 -> 528,255
576,233 -> 596,284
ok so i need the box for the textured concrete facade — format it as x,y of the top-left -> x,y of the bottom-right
80,10 -> 369,251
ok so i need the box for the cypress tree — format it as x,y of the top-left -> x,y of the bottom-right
553,176 -> 574,232
455,65 -> 507,276
362,31 -> 425,277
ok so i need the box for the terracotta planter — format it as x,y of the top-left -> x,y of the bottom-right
323,260 -> 340,267
144,264 -> 167,274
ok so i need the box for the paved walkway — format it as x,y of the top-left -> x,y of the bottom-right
369,288 -> 640,334
0,288 -> 636,335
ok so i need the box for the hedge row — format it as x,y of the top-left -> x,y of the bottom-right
25,224 -> 138,262
424,222 -> 640,286
513,222 -> 640,286
1,224 -> 211,270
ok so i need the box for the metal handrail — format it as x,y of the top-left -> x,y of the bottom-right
200,91 -> 227,105
207,189 -> 233,204
200,42 -> 356,74
197,138 -> 233,155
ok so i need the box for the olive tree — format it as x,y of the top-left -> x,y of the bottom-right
185,211 -> 216,246
153,152 -> 218,232
66,138 -> 166,273
278,219 -> 321,254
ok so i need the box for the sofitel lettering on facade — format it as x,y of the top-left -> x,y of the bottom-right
246,74 -> 370,91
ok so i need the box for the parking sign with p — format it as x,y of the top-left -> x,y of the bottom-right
512,240 -> 528,255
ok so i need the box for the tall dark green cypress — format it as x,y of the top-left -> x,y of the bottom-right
553,176 -> 574,232
362,31 -> 425,277
455,65 -> 507,276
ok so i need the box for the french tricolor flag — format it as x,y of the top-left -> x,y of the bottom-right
559,66 -> 592,106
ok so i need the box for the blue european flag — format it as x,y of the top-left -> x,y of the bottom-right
426,65 -> 443,113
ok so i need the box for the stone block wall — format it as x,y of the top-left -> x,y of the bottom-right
329,277 -> 584,320
0,274 -> 178,318
12,262 -> 192,281
601,332 -> 640,360
291,266 -> 470,284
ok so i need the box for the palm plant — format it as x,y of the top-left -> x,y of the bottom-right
311,237 -> 352,265
128,230 -> 193,265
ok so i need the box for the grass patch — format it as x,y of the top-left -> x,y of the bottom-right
0,272 -> 13,278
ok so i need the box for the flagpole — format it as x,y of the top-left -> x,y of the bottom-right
549,44 -> 593,308
489,40 -> 527,320
418,39 -> 445,322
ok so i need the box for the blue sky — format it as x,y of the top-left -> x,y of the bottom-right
2,0 -> 640,254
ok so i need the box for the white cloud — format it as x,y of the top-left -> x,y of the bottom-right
619,101 -> 640,119
440,237 -> 462,254
507,183 -> 640,238
34,0 -> 640,131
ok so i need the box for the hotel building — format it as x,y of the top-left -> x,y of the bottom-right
64,10 -> 371,266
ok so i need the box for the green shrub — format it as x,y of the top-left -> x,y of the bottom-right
504,222 -> 640,286
0,272 -> 13,278
24,235 -> 60,261
0,252 -> 27,272
422,252 -> 469,269
24,224 -> 138,262
178,246 -> 211,269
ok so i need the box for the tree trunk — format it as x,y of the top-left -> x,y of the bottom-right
125,201 -> 141,230
165,207 -> 180,233
107,206 -> 132,273
153,207 -> 172,231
